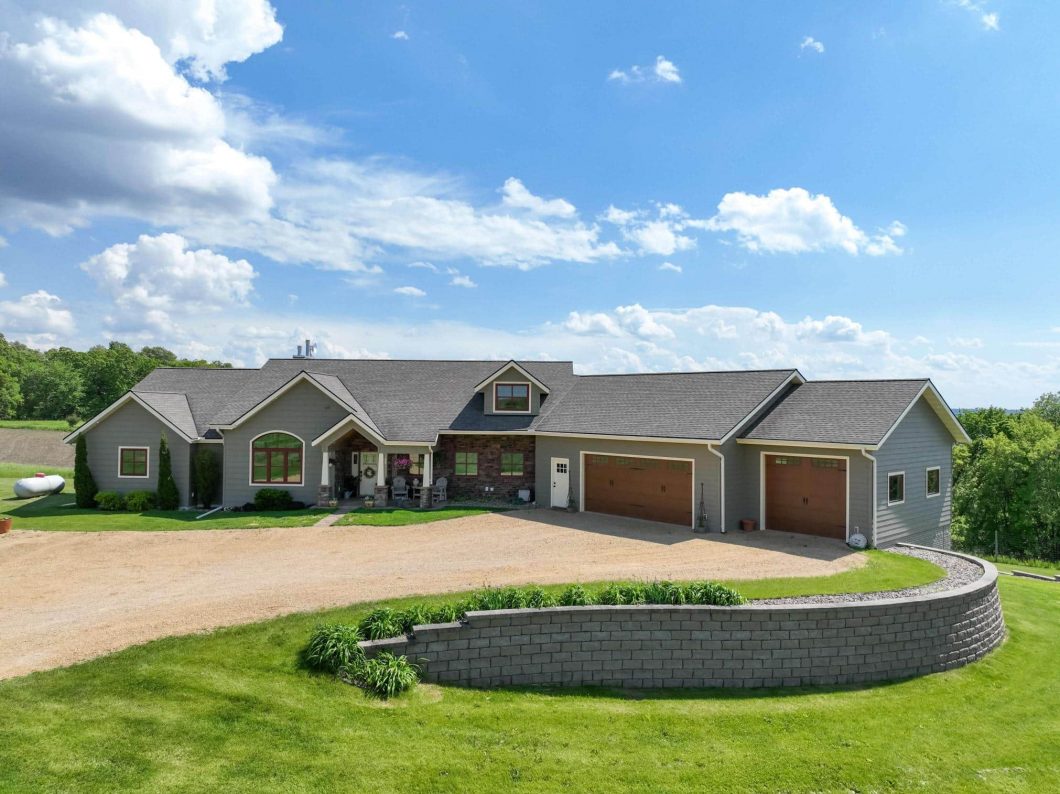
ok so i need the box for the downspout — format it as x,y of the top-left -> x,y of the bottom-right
860,448 -> 877,548
707,444 -> 725,533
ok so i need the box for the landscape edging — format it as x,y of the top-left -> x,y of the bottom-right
360,547 -> 1005,689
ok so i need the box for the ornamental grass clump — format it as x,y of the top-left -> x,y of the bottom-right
303,623 -> 365,674
358,608 -> 405,641
558,584 -> 590,606
683,581 -> 745,606
354,652 -> 420,699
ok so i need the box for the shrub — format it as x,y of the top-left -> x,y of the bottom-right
94,491 -> 125,511
253,488 -> 294,511
303,623 -> 365,674
358,608 -> 405,640
156,433 -> 179,510
644,581 -> 686,605
427,602 -> 463,624
523,586 -> 556,609
354,652 -> 419,698
193,447 -> 221,508
124,490 -> 156,512
559,584 -> 590,606
74,435 -> 97,509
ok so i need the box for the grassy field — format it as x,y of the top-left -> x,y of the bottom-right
0,419 -> 76,432
336,506 -> 505,526
0,463 -> 329,531
0,575 -> 1053,792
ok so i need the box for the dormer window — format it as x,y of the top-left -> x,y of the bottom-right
494,382 -> 530,412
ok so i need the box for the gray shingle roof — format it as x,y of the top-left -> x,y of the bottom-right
210,359 -> 577,441
134,391 -> 197,440
532,370 -> 798,440
742,380 -> 929,446
133,368 -> 258,437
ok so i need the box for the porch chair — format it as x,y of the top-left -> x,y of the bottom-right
392,475 -> 410,502
432,476 -> 448,504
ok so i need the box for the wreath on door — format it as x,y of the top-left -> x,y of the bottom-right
362,466 -> 376,480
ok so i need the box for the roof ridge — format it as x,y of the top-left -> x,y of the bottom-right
265,358 -> 574,364
574,368 -> 796,378
804,378 -> 929,384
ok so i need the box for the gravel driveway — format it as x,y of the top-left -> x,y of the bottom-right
0,508 -> 862,679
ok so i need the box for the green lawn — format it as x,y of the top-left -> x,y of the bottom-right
0,576 -> 1054,792
0,419 -> 76,432
336,506 -> 506,526
0,463 -> 329,531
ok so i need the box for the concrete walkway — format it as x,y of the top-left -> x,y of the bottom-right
0,508 -> 862,679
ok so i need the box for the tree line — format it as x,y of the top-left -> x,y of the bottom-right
0,334 -> 231,425
954,393 -> 1060,562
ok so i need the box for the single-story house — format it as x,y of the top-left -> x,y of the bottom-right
65,357 -> 970,547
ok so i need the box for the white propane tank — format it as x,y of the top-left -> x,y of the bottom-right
13,474 -> 66,499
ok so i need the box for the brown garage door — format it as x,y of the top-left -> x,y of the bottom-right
584,454 -> 693,527
765,455 -> 846,539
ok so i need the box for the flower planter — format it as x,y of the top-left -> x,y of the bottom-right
0,517 -> 12,534
739,518 -> 757,532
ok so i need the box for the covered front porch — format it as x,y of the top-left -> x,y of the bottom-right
312,417 -> 441,507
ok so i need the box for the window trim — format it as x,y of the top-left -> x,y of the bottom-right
926,466 -> 941,499
249,430 -> 305,487
492,381 -> 532,414
454,451 -> 479,476
887,471 -> 905,506
500,451 -> 524,477
117,446 -> 150,479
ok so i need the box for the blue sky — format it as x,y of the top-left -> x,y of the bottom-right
0,0 -> 1056,407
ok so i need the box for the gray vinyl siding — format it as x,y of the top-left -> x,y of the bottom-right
482,366 -> 546,416
727,443 -> 873,539
534,436 -> 721,529
874,397 -> 954,548
222,380 -> 350,506
82,400 -> 191,506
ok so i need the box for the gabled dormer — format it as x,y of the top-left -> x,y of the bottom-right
473,361 -> 551,416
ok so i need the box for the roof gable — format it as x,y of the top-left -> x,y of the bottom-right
473,361 -> 552,393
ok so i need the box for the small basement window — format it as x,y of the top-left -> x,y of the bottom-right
119,447 -> 149,478
501,452 -> 524,476
926,467 -> 941,498
494,382 -> 530,412
455,451 -> 478,476
888,472 -> 905,505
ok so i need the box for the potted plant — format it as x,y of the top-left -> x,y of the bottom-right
0,514 -> 12,534
363,495 -> 376,509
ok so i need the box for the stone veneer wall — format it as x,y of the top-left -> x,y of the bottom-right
434,434 -> 536,502
361,548 -> 1004,689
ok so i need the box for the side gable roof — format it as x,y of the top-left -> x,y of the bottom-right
65,391 -> 197,444
741,379 -> 970,447
532,369 -> 800,441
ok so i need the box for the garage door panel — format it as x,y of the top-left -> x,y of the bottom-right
584,454 -> 691,527
765,455 -> 846,539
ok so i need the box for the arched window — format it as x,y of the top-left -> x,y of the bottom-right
251,432 -> 303,484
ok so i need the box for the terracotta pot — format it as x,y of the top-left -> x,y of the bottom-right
739,518 -> 757,532
0,517 -> 12,534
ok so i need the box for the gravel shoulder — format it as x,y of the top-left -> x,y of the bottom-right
0,508 -> 862,679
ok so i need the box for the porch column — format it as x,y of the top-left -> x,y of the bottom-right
320,449 -> 330,487
421,448 -> 433,508
377,452 -> 387,487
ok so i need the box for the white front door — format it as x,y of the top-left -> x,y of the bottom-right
550,457 -> 570,508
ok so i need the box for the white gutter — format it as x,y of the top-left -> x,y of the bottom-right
860,448 -> 877,548
707,444 -> 725,533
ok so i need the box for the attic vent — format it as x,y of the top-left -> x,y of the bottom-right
293,338 -> 316,359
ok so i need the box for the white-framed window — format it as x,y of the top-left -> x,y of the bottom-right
118,446 -> 149,478
455,451 -> 478,476
926,466 -> 941,498
501,452 -> 524,476
888,471 -> 905,505
493,382 -> 530,412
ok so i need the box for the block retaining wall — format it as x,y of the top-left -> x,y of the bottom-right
361,547 -> 1005,689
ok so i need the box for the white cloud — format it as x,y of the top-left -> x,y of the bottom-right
949,336 -> 984,349
407,261 -> 438,272
392,30 -> 409,40
608,55 -> 682,85
394,285 -> 426,297
0,290 -> 75,336
500,178 -> 576,218
0,12 -> 275,234
0,271 -> 6,287
705,188 -> 904,256
449,274 -> 477,288
955,1 -> 1000,31
81,234 -> 256,325
800,36 -> 825,54
658,262 -> 682,273
602,203 -> 698,256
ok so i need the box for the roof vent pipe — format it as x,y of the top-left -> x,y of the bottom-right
296,344 -> 303,357
305,338 -> 314,358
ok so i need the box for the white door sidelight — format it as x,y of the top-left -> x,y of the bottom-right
550,457 -> 570,508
